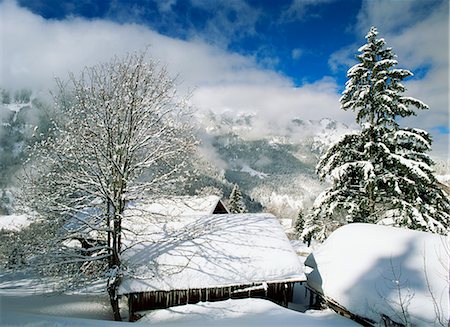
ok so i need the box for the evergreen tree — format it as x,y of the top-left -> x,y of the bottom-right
294,209 -> 306,239
1,89 -> 11,104
228,183 -> 247,213
303,27 -> 450,242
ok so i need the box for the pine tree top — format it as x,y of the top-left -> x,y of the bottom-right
340,26 -> 428,128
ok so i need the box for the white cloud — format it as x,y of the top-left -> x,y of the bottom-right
356,0 -> 442,35
0,1 -> 285,90
0,1 -> 143,90
0,1 -> 348,123
188,0 -> 262,47
376,1 -> 449,160
328,44 -> 357,73
191,77 -> 354,129
385,4 -> 448,114
157,0 -> 177,13
280,0 -> 335,22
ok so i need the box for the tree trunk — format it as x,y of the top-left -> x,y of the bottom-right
108,279 -> 122,321
368,106 -> 376,221
108,208 -> 122,321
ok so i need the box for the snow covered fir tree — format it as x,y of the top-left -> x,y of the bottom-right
228,183 -> 247,213
303,26 -> 450,242
294,210 -> 305,237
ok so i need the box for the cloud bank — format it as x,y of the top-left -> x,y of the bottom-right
0,0 -> 447,158
0,1 -> 349,123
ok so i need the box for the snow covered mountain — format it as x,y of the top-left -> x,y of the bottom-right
0,89 -> 52,214
2,89 -> 449,227
0,90 -> 355,220
200,111 -> 352,152
196,111 -> 355,219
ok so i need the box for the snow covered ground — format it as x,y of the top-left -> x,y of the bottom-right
290,239 -> 314,257
0,290 -> 358,326
0,275 -> 120,326
4,215 -> 445,326
0,273 -> 359,326
306,223 -> 449,326
0,293 -> 120,326
0,212 -> 357,326
137,298 -> 360,326
0,215 -> 31,231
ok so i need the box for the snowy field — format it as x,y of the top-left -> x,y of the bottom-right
0,235 -> 357,326
0,274 -> 359,326
2,215 -> 447,326
136,298 -> 359,326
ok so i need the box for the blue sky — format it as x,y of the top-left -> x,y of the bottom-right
1,0 -> 449,157
15,0 -> 364,87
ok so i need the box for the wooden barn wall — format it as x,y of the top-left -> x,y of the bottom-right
128,281 -> 304,321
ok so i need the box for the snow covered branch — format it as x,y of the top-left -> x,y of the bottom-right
18,50 -> 198,321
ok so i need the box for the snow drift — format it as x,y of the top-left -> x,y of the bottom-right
137,298 -> 360,326
305,223 -> 449,325
119,213 -> 305,294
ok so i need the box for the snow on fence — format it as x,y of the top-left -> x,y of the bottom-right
309,290 -> 376,326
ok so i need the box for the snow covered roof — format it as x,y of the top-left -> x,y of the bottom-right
305,223 -> 449,325
119,213 -> 305,295
126,195 -> 228,217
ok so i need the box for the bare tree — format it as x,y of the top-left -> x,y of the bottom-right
381,258 -> 414,326
19,51 -> 197,320
422,238 -> 449,327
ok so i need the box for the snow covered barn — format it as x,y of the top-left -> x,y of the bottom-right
119,213 -> 305,321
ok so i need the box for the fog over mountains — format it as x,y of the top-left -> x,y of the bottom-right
195,110 -> 354,218
2,90 -> 447,219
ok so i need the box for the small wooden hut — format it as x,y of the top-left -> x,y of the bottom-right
120,213 -> 305,321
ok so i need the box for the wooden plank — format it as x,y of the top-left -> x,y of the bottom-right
304,286 -> 376,327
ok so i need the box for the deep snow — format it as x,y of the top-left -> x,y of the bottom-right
3,214 -> 446,326
119,213 -> 305,294
136,298 -> 360,326
306,223 -> 449,325
0,274 -> 358,326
